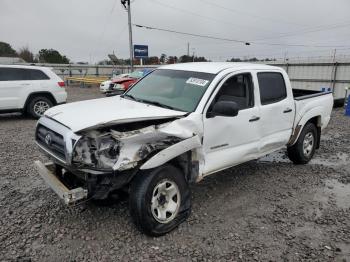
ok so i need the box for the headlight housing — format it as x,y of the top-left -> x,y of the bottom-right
114,83 -> 125,90
72,134 -> 120,170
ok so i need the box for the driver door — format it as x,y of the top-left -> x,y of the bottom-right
202,72 -> 261,175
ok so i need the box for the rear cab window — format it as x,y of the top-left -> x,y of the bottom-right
257,72 -> 287,105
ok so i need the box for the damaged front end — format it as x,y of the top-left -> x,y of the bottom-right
72,120 -> 183,171
36,115 -> 204,203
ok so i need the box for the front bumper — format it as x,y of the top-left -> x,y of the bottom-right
100,86 -> 109,93
34,160 -> 88,205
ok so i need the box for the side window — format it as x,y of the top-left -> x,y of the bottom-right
0,68 -> 6,81
0,68 -> 50,81
0,68 -> 25,81
28,69 -> 50,80
257,72 -> 287,105
212,73 -> 254,110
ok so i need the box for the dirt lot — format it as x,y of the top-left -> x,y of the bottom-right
0,86 -> 349,261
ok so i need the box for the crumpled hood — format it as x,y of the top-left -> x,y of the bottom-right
44,96 -> 187,132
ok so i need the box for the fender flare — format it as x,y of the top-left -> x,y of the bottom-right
288,106 -> 323,146
140,135 -> 201,170
23,92 -> 57,109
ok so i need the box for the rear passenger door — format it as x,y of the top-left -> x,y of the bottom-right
26,68 -> 51,93
0,68 -> 27,109
256,71 -> 294,155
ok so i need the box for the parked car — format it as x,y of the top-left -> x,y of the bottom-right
34,62 -> 333,236
99,73 -> 130,93
109,69 -> 153,94
0,65 -> 67,118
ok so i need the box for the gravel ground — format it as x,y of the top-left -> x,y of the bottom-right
0,86 -> 349,261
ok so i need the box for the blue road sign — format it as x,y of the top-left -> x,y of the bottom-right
134,45 -> 148,58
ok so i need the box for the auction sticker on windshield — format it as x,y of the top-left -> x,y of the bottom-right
186,77 -> 209,87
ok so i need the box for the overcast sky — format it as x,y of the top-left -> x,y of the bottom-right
1,0 -> 350,63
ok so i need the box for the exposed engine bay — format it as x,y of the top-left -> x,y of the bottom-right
72,118 -> 195,172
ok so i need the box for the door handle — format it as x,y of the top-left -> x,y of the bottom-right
283,108 -> 293,113
20,83 -> 30,86
249,116 -> 260,122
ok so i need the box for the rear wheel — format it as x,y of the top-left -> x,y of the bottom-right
129,164 -> 191,236
287,122 -> 317,164
27,96 -> 53,119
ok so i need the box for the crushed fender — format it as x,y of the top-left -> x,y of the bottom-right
72,115 -> 205,179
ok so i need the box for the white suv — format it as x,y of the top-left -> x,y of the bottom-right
0,65 -> 67,118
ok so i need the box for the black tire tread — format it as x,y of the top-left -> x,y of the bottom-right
287,122 -> 317,164
129,170 -> 155,232
27,96 -> 53,119
129,164 -> 191,236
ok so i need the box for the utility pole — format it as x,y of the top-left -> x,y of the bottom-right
283,51 -> 288,63
331,48 -> 337,93
187,42 -> 190,56
332,48 -> 337,63
121,0 -> 133,71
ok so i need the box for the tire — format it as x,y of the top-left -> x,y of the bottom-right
129,164 -> 191,236
27,96 -> 53,119
287,122 -> 318,164
333,98 -> 345,108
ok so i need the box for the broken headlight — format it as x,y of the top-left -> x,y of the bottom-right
72,133 -> 120,169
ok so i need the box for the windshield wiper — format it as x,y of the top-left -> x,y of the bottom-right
120,93 -> 137,101
140,99 -> 184,111
121,94 -> 184,112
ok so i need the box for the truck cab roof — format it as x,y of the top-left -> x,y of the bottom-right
159,62 -> 280,74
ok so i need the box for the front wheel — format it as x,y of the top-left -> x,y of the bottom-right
129,164 -> 191,236
287,122 -> 317,164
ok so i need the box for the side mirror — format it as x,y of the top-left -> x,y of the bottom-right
208,101 -> 239,118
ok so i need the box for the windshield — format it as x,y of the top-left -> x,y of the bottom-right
129,70 -> 145,79
124,69 -> 216,112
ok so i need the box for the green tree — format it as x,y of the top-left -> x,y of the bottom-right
228,57 -> 242,62
194,56 -> 207,62
179,55 -> 193,63
160,53 -> 167,63
0,42 -> 17,57
167,56 -> 177,64
38,49 -> 70,64
248,57 -> 259,62
144,56 -> 159,65
18,46 -> 36,63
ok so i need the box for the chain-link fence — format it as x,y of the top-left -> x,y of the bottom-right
9,60 -> 350,102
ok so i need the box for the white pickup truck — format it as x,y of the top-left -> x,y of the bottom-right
34,62 -> 333,236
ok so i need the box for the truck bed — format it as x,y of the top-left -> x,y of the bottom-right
292,89 -> 332,101
292,90 -> 333,131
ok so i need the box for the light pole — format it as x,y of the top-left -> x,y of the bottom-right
192,48 -> 196,62
121,0 -> 134,71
